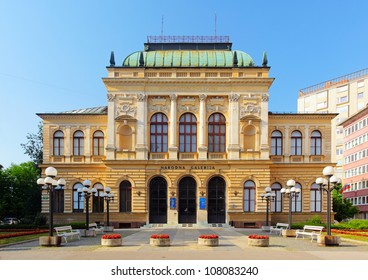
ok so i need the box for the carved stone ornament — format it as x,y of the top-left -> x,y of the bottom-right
178,105 -> 199,113
137,93 -> 147,102
207,105 -> 227,113
240,104 -> 261,117
149,104 -> 169,113
199,94 -> 207,101
262,93 -> 269,102
107,94 -> 115,102
229,93 -> 240,102
115,104 -> 137,118
170,94 -> 177,101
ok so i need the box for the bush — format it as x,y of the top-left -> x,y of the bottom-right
33,213 -> 47,226
331,220 -> 368,230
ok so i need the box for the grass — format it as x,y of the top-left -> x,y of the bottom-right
334,233 -> 368,243
0,231 -> 49,246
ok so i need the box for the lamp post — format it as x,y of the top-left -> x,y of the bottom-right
281,179 -> 301,229
316,166 -> 341,236
101,187 -> 114,229
77,180 -> 96,231
37,167 -> 65,237
260,187 -> 275,227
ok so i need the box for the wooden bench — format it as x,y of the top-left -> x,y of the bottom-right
270,223 -> 289,235
54,226 -> 81,243
89,223 -> 104,234
296,225 -> 324,242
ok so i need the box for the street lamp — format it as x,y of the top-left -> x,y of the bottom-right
100,187 -> 114,228
316,166 -> 341,236
77,180 -> 97,231
260,187 -> 276,227
37,167 -> 65,237
281,179 -> 301,229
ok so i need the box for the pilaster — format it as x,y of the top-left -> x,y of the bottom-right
228,93 -> 240,159
198,94 -> 208,160
136,93 -> 148,160
106,94 -> 116,160
168,94 -> 178,160
260,93 -> 270,159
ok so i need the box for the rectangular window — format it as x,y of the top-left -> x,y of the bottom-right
337,85 -> 348,92
357,81 -> 365,88
357,92 -> 364,99
337,105 -> 348,114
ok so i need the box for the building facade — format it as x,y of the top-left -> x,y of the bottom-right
38,36 -> 336,228
341,105 -> 368,219
297,68 -> 368,179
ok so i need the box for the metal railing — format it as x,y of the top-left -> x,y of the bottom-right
147,35 -> 230,44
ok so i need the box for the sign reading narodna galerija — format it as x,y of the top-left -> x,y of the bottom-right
160,165 -> 215,170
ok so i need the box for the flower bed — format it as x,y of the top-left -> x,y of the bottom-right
332,229 -> 368,237
198,234 -> 219,246
101,234 -> 122,247
0,230 -> 48,239
248,234 -> 269,247
150,234 -> 170,246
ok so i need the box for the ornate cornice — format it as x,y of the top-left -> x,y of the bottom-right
107,94 -> 115,102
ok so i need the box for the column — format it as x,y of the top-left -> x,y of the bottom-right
106,94 -> 116,160
228,93 -> 240,160
284,126 -> 290,163
136,93 -> 148,160
168,94 -> 178,160
65,126 -> 71,163
85,125 -> 91,163
198,94 -> 208,160
304,125 -> 310,163
260,93 -> 270,159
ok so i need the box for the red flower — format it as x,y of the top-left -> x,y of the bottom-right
248,234 -> 269,240
198,234 -> 219,239
0,230 -> 48,239
150,234 -> 170,239
102,234 -> 121,239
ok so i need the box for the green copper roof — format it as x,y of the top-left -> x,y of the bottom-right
122,50 -> 254,68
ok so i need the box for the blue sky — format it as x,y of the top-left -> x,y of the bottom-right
1,0 -> 368,168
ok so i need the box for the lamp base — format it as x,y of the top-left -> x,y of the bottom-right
318,235 -> 341,246
282,229 -> 296,237
39,236 -> 62,246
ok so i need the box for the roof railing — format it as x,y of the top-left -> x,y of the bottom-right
299,68 -> 368,95
147,35 -> 230,44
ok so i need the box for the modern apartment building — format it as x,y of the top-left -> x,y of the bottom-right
298,68 -> 368,178
340,105 -> 368,219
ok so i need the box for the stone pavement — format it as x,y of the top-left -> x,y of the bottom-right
1,228 -> 368,260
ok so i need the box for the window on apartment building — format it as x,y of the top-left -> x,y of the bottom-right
179,113 -> 197,153
271,183 -> 282,212
337,85 -> 348,92
271,130 -> 283,155
337,105 -> 348,114
357,81 -> 364,88
337,96 -> 348,104
310,130 -> 322,155
73,183 -> 84,213
243,180 -> 255,212
93,130 -> 104,156
92,183 -> 104,213
53,130 -> 64,156
310,183 -> 322,212
292,183 -> 302,212
73,130 -> 84,156
291,130 -> 302,155
150,113 -> 168,153
208,113 -> 226,153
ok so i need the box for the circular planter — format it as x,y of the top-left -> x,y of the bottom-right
317,235 -> 341,246
101,238 -> 122,247
39,236 -> 62,247
198,238 -> 219,246
248,238 -> 269,247
150,238 -> 170,247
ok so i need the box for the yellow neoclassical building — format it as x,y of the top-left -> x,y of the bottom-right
38,36 -> 337,228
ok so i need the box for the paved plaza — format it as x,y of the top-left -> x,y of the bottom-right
1,228 -> 368,260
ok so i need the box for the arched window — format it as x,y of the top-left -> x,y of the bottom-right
150,113 -> 168,152
243,180 -> 255,212
73,183 -> 84,213
53,130 -> 64,156
179,113 -> 197,152
291,130 -> 302,155
208,113 -> 226,152
93,131 -> 104,156
310,130 -> 322,155
271,183 -> 282,212
73,130 -> 84,156
92,183 -> 104,213
271,130 -> 283,155
292,182 -> 302,212
119,181 -> 132,212
310,183 -> 322,212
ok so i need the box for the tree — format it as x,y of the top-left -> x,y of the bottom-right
332,184 -> 359,222
0,162 -> 41,220
21,121 -> 43,166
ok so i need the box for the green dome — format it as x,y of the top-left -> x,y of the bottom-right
122,50 -> 254,68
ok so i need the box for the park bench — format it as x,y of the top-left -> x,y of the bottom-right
295,225 -> 324,242
54,226 -> 81,243
89,223 -> 104,234
270,223 -> 289,235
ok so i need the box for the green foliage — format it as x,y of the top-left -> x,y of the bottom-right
69,222 -> 86,229
33,213 -> 47,226
331,220 -> 368,230
20,121 -> 43,166
291,215 -> 326,229
332,186 -> 359,221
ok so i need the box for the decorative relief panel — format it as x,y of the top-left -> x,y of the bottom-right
178,105 -> 198,113
240,104 -> 261,118
207,105 -> 227,113
229,93 -> 240,102
149,104 -> 169,113
115,103 -> 137,118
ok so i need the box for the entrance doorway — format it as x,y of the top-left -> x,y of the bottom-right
207,176 -> 226,223
149,177 -> 167,223
178,177 -> 197,224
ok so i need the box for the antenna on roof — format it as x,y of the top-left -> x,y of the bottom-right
161,15 -> 164,37
214,13 -> 217,38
